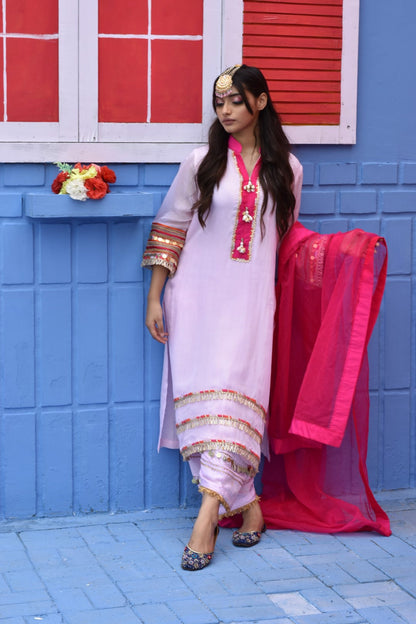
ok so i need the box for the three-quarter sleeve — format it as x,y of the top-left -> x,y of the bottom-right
141,222 -> 187,275
141,147 -> 204,276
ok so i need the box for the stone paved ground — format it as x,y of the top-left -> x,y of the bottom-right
0,490 -> 415,624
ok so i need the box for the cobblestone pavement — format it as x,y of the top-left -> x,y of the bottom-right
0,491 -> 415,624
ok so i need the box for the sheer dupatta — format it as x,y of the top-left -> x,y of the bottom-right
260,223 -> 391,535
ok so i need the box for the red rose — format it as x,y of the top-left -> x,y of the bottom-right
84,176 -> 108,199
51,171 -> 69,194
73,162 -> 91,171
100,166 -> 116,184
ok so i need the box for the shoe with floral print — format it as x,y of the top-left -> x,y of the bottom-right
232,523 -> 266,547
181,526 -> 219,570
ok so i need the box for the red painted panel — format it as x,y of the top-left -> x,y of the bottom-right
245,23 -> 342,39
0,43 -> 3,120
265,69 -> 341,82
269,81 -> 340,92
276,0 -> 342,5
99,38 -> 147,122
0,1 -> 3,31
152,0 -> 203,35
244,35 -> 342,49
99,0 -> 148,34
6,0 -> 58,34
245,12 -> 341,27
280,113 -> 340,125
245,2 -> 342,16
151,40 -> 202,122
275,91 -> 341,103
278,102 -> 340,114
251,57 -> 341,70
7,38 -> 58,121
282,0 -> 343,6
245,46 -> 342,60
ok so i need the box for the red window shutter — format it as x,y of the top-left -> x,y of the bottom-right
243,0 -> 343,125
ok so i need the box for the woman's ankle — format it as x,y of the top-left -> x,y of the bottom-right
187,494 -> 220,551
240,501 -> 264,531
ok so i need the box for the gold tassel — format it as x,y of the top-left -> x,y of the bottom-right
218,495 -> 260,519
198,486 -> 229,511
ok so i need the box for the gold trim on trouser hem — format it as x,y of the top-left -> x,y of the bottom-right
218,495 -> 260,520
198,486 -> 229,512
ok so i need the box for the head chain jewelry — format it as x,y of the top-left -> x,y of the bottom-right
215,65 -> 241,98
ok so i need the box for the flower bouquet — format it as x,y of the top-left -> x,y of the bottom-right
51,162 -> 116,201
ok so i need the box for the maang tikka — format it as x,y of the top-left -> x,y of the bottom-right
215,65 -> 241,98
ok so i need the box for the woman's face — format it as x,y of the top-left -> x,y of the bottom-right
215,88 -> 266,139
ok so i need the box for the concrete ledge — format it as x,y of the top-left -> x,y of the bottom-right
24,192 -> 154,219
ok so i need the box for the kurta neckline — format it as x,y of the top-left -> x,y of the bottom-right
228,135 -> 242,153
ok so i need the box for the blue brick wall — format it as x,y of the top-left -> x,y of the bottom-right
0,0 -> 415,518
0,155 -> 414,519
0,164 -> 200,519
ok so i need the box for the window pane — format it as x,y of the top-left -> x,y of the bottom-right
151,40 -> 202,123
0,42 -> 3,120
99,39 -> 147,122
6,0 -> 58,34
152,0 -> 203,35
7,39 -> 58,121
99,0 -> 148,34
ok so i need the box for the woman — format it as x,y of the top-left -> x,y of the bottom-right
142,65 -> 303,570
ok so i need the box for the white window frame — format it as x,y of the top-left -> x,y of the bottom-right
0,0 -> 359,163
78,0 -> 224,161
0,1 -> 78,144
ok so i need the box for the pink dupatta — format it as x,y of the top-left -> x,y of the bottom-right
260,223 -> 391,535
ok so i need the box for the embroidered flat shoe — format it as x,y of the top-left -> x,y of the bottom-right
232,523 -> 266,547
181,526 -> 219,571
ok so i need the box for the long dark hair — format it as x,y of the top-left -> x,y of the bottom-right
193,65 -> 295,238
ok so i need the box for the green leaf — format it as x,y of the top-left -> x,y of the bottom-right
54,161 -> 73,173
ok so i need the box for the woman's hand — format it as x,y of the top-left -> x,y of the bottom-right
146,297 -> 168,343
145,265 -> 169,343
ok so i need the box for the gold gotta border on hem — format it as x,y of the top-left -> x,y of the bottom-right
181,440 -> 260,472
176,414 -> 262,445
174,389 -> 267,421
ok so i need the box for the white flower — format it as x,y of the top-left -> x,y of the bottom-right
65,178 -> 88,201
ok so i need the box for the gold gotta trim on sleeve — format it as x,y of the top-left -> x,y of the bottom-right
141,222 -> 187,277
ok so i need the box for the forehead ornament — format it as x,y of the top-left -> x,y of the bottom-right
215,65 -> 241,97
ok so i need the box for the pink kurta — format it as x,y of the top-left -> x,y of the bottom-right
143,136 -> 303,511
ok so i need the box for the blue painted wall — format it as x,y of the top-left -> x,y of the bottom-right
0,0 -> 415,518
